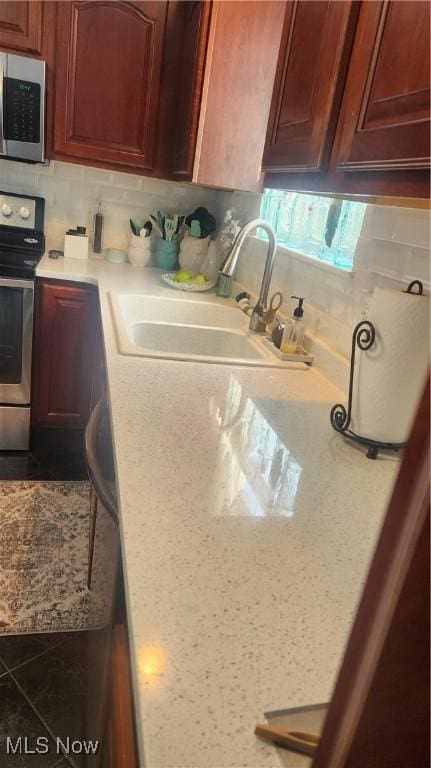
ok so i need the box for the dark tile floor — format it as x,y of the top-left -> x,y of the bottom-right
0,633 -> 87,768
0,430 -> 93,768
0,429 -> 88,482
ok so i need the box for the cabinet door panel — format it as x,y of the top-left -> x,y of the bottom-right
194,0 -> 285,191
336,1 -> 431,171
172,1 -> 211,178
263,0 -> 357,172
32,281 -> 98,427
0,1 -> 43,55
54,1 -> 167,169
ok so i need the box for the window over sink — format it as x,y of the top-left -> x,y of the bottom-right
259,189 -> 367,271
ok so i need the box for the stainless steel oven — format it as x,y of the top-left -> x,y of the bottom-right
0,52 -> 45,163
0,278 -> 34,449
0,191 -> 45,450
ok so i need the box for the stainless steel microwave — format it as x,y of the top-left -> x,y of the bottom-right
0,52 -> 45,163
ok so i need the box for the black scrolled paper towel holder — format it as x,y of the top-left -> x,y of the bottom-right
329,280 -> 423,459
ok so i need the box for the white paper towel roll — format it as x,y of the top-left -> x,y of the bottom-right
351,286 -> 430,444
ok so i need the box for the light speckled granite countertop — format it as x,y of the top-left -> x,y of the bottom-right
37,255 -> 398,768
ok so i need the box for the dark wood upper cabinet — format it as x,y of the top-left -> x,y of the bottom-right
262,1 -> 357,173
336,0 -> 431,172
188,0 -> 286,191
168,0 -> 286,190
171,1 -> 211,178
53,1 -> 168,171
0,1 -> 43,55
32,280 -> 99,428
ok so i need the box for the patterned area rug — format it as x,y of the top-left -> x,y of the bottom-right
0,481 -> 94,636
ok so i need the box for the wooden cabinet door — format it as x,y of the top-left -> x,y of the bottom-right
0,1 -> 43,55
90,298 -> 107,411
32,281 -> 98,428
53,1 -> 167,170
171,1 -> 211,179
263,1 -> 357,173
336,1 -> 431,172
105,624 -> 138,768
192,0 -> 285,191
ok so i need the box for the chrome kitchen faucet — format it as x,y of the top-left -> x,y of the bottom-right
219,219 -> 282,333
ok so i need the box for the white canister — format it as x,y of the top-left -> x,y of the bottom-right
179,232 -> 210,273
64,233 -> 89,260
128,234 -> 152,268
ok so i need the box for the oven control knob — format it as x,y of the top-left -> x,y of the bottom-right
1,204 -> 13,217
18,206 -> 30,220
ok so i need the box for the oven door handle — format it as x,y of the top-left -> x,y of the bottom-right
0,277 -> 34,290
0,52 -> 6,155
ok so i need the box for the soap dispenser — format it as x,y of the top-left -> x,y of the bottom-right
280,296 -> 306,354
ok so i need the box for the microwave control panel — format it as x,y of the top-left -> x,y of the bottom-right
4,78 -> 41,144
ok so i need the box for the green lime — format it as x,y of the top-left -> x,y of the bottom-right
194,273 -> 208,285
175,269 -> 193,283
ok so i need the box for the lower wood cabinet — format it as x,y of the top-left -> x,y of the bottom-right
32,279 -> 101,428
104,624 -> 138,768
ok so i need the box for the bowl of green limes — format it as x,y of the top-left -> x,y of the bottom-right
161,270 -> 216,292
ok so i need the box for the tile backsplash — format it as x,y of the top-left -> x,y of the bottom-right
234,203 -> 430,360
0,157 -> 429,363
0,158 -> 221,252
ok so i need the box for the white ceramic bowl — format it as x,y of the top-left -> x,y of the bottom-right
105,249 -> 127,264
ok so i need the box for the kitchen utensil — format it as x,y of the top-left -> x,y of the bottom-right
130,218 -> 144,236
140,221 -> 152,238
190,219 -> 201,238
164,217 -> 177,242
255,724 -> 319,757
157,211 -> 165,239
271,318 -> 284,349
185,207 -> 216,238
175,215 -> 185,237
147,214 -> 164,238
161,272 -> 216,292
260,291 -> 283,327
172,214 -> 179,237
260,703 -> 328,768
